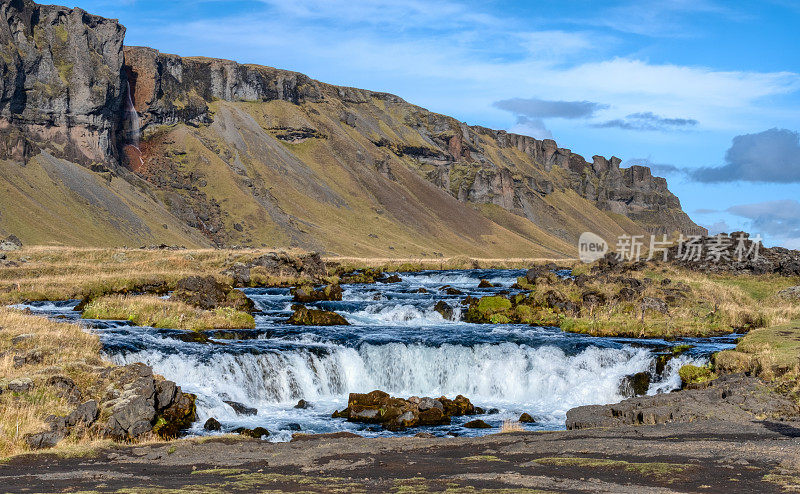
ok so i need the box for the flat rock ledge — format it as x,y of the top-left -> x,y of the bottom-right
566,374 -> 799,430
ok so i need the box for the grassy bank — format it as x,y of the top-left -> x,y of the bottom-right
0,247 -> 572,305
551,265 -> 799,338
82,295 -> 256,330
713,320 -> 800,397
0,307 -> 109,458
0,247 -> 312,305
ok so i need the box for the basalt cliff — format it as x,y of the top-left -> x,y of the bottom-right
0,0 -> 704,256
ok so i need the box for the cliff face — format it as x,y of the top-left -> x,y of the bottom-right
123,46 -> 704,242
0,1 -> 704,254
0,0 -> 125,165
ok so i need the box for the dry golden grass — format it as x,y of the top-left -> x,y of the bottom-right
499,420 -> 524,433
554,264 -> 800,338
0,246 -> 311,305
330,256 -> 574,272
82,295 -> 255,330
0,307 -> 109,458
714,320 -> 800,391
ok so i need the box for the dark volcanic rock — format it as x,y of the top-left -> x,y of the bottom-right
223,400 -> 258,416
463,419 -> 492,429
619,372 -> 651,397
0,234 -> 22,251
173,275 -> 255,313
100,363 -> 196,441
566,374 -> 798,430
222,252 -> 327,286
203,417 -> 222,431
433,301 -> 454,320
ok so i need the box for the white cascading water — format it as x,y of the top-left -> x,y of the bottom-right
340,304 -> 462,326
122,81 -> 144,168
111,341 -> 659,430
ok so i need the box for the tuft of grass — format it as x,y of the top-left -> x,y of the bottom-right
499,420 -> 524,433
82,295 -> 255,330
678,364 -> 717,385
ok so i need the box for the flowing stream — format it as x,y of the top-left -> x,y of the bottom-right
17,269 -> 739,442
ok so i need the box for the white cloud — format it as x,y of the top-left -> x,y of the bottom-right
124,0 -> 799,138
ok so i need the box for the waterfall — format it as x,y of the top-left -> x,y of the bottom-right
123,81 -> 141,146
122,81 -> 143,168
110,342 -> 664,427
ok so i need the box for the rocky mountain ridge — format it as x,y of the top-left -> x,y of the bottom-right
0,0 -> 704,254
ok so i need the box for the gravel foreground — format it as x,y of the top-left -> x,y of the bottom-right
2,419 -> 799,493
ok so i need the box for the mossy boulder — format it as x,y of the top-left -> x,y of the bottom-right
152,391 -> 197,439
340,390 -> 477,430
288,307 -> 349,326
291,283 -> 343,303
679,364 -> 717,387
173,275 -> 255,313
464,295 -> 512,323
339,268 -> 385,284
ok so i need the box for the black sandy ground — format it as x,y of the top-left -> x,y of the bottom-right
2,420 -> 800,493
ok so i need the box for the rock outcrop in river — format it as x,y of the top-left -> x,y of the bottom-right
0,0 -> 703,253
333,390 -> 478,430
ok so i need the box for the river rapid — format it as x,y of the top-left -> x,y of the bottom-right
17,269 -> 738,442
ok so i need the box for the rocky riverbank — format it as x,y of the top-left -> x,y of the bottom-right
1,415 -> 798,493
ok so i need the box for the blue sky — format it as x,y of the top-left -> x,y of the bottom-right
77,0 -> 800,247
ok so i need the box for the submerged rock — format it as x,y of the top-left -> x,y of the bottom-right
203,417 -> 222,431
294,399 -> 311,409
287,307 -> 349,326
463,419 -> 492,429
433,301 -> 454,320
234,426 -> 270,438
381,274 -> 403,283
223,400 -> 258,416
619,372 -> 651,397
478,279 -> 494,288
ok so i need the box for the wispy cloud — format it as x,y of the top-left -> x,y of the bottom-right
592,0 -> 744,37
595,112 -> 698,131
493,98 -> 607,119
